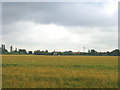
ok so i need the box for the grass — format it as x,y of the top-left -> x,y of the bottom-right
2,55 -> 118,88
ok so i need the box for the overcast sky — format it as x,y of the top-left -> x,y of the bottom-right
2,1 -> 118,52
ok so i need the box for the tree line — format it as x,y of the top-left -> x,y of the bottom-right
33,49 -> 119,56
0,44 -> 119,56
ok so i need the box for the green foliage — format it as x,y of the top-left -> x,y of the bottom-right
1,44 -> 120,56
111,49 -> 119,56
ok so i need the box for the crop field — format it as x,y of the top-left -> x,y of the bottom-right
2,55 -> 118,88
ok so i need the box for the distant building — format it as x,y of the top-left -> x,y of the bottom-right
1,44 -> 8,53
73,52 -> 77,54
10,46 -> 13,52
53,51 -> 61,55
2,44 -> 5,50
15,48 -> 17,52
14,48 -> 17,52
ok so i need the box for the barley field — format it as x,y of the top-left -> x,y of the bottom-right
2,55 -> 118,88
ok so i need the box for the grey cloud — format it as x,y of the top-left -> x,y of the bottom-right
2,2 -> 117,27
3,21 -> 117,52
90,31 -> 118,49
66,26 -> 117,35
2,2 -> 118,52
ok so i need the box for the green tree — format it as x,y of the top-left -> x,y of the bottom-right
34,50 -> 41,55
90,49 -> 97,55
19,49 -> 27,54
111,49 -> 119,56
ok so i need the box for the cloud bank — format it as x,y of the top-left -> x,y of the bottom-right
2,2 -> 118,52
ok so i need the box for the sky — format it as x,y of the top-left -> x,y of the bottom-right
1,1 -> 118,52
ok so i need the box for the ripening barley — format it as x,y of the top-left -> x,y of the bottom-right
2,55 -> 118,88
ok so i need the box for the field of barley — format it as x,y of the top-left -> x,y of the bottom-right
2,55 -> 118,88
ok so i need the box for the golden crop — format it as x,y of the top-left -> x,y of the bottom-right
2,55 -> 118,88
